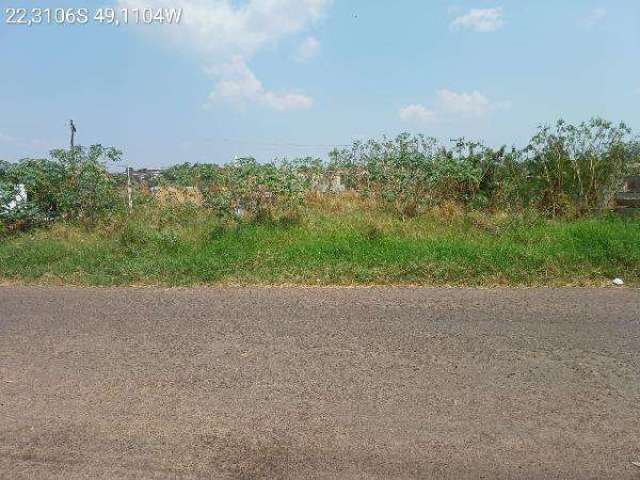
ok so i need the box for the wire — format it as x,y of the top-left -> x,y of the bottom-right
213,138 -> 351,149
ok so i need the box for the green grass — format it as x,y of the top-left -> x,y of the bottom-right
1,200 -> 639,287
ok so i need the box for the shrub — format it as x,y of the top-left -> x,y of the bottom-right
1,117 -> 637,233
523,118 -> 636,216
330,134 -> 438,217
1,145 -> 122,226
205,157 -> 305,223
329,118 -> 638,218
0,182 -> 47,230
161,162 -> 221,190
330,134 -> 508,217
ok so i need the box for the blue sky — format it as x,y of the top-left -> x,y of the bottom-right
1,0 -> 639,167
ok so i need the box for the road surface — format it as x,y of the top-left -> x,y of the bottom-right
1,287 -> 639,479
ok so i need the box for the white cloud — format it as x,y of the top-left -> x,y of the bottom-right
399,89 -> 510,123
438,89 -> 493,117
450,8 -> 505,33
580,8 -> 607,28
294,36 -> 321,62
117,0 -> 330,57
209,56 -> 313,111
208,58 -> 263,104
116,0 -> 331,110
399,104 -> 437,123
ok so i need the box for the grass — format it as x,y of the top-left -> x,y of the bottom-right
1,196 -> 639,287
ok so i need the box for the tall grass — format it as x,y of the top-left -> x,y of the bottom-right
1,198 -> 638,286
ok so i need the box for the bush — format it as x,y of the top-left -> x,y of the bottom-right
0,182 -> 47,231
2,117 -> 637,233
161,162 -> 221,190
330,134 -> 510,217
1,145 -> 122,227
329,118 -> 639,218
204,157 -> 305,223
523,118 -> 636,216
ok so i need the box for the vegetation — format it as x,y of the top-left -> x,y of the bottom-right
203,157 -> 305,223
328,118 -> 638,217
0,197 -> 638,286
0,145 -> 121,230
0,118 -> 638,286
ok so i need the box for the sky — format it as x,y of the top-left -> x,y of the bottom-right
1,0 -> 639,168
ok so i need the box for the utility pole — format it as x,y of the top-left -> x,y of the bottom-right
126,166 -> 133,212
69,120 -> 77,149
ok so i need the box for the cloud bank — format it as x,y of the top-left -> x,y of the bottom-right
117,0 -> 331,111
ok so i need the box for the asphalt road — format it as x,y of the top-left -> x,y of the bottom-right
1,287 -> 639,479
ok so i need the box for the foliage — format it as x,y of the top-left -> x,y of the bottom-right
523,118 -> 636,216
330,134 -> 511,217
289,157 -> 326,191
329,118 -> 638,217
2,117 -> 639,236
0,182 -> 46,231
0,145 -> 121,228
161,162 -> 221,190
360,134 -> 440,217
204,157 -> 305,223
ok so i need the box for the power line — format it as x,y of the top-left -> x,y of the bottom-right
213,138 -> 351,148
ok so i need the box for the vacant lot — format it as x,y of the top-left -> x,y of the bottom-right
1,287 -> 639,479
1,200 -> 639,286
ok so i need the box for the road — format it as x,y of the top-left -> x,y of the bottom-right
1,287 -> 639,479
